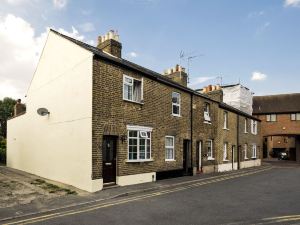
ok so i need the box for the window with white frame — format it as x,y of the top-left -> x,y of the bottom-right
252,144 -> 257,159
207,139 -> 213,159
165,136 -> 175,161
223,142 -> 228,161
127,126 -> 152,161
244,118 -> 248,133
266,114 -> 277,122
251,120 -> 257,135
172,92 -> 181,116
123,75 -> 142,103
204,103 -> 211,122
291,113 -> 300,121
244,144 -> 248,159
223,111 -> 228,129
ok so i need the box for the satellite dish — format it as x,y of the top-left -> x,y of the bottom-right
37,108 -> 50,116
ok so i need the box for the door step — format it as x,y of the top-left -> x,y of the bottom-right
103,182 -> 119,189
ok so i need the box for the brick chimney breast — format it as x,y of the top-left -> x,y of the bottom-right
97,30 -> 122,58
163,64 -> 188,87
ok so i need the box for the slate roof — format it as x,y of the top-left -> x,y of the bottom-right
50,29 -> 259,120
253,93 -> 300,114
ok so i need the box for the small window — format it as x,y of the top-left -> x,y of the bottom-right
204,103 -> 211,122
207,139 -> 213,159
244,144 -> 248,159
140,131 -> 148,138
165,136 -> 175,161
291,113 -> 300,121
266,114 -> 277,122
172,92 -> 181,116
244,118 -> 248,133
123,75 -> 142,103
223,142 -> 228,161
251,120 -> 257,135
223,111 -> 228,129
252,144 -> 257,159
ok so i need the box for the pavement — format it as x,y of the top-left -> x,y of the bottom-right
0,160 -> 299,225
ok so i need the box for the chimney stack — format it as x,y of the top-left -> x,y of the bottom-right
97,30 -> 122,58
163,64 -> 188,87
14,99 -> 26,117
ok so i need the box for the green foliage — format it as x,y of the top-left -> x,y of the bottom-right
0,97 -> 17,138
0,136 -> 6,164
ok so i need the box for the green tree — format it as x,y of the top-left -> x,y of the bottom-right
0,97 -> 16,138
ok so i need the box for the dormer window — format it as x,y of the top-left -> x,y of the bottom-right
204,103 -> 211,122
123,75 -> 143,103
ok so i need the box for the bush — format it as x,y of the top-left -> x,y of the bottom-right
0,136 -> 6,164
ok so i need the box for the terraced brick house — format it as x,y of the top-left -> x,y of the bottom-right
7,30 -> 261,192
253,94 -> 300,162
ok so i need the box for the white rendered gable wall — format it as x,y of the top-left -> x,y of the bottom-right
7,31 -> 102,192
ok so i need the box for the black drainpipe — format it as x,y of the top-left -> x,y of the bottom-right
237,114 -> 240,170
190,93 -> 193,175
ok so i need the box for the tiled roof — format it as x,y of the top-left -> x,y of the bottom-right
50,29 -> 259,120
253,93 -> 300,114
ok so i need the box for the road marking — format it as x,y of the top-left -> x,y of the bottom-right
3,167 -> 272,225
264,215 -> 300,220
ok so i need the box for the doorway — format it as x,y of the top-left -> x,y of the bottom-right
183,140 -> 191,175
102,136 -> 117,184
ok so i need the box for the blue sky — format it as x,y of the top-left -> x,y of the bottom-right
0,0 -> 299,99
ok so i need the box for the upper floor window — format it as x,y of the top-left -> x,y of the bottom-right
291,113 -> 300,121
251,120 -> 257,135
204,103 -> 211,122
165,136 -> 175,161
223,142 -> 228,161
244,118 -> 248,133
172,92 -> 181,116
223,111 -> 228,129
207,139 -> 214,160
252,144 -> 257,159
266,114 -> 277,122
127,126 -> 152,162
123,75 -> 143,103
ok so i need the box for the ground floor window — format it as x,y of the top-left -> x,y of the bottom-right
127,125 -> 152,161
252,144 -> 257,159
207,139 -> 214,160
165,136 -> 175,161
244,144 -> 248,160
223,142 -> 228,161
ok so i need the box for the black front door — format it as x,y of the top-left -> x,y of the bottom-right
183,140 -> 191,175
102,136 -> 117,184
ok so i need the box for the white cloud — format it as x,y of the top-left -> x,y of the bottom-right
0,14 -> 48,99
189,76 -> 216,87
284,0 -> 300,7
256,22 -> 271,36
79,22 -> 95,33
251,71 -> 267,81
0,13 -> 92,100
127,52 -> 138,58
4,0 -> 29,5
57,26 -> 84,41
53,0 -> 68,9
248,11 -> 265,18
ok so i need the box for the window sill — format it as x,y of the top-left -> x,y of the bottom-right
244,132 -> 248,134
204,121 -> 212,124
223,128 -> 229,131
126,159 -> 153,163
207,157 -> 215,161
251,157 -> 257,159
165,159 -> 176,162
171,114 -> 181,117
223,159 -> 229,162
244,158 -> 249,160
123,99 -> 144,105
